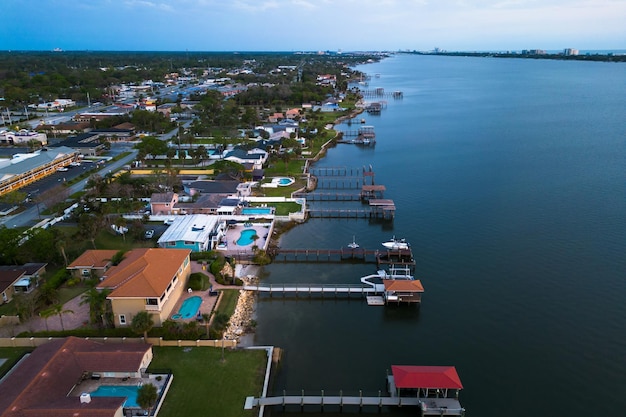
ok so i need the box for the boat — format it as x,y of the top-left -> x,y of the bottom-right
348,236 -> 360,249
381,236 -> 410,250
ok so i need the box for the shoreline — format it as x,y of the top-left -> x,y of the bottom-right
224,105 -> 365,346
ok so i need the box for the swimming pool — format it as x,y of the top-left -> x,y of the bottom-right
90,385 -> 140,408
171,295 -> 202,320
241,207 -> 274,215
237,229 -> 258,246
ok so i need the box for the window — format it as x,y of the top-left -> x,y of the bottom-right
184,257 -> 189,267
119,315 -> 127,325
81,269 -> 90,277
146,298 -> 158,306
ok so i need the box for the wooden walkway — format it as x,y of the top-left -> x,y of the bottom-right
268,247 -> 415,268
245,394 -> 463,415
243,284 -> 378,295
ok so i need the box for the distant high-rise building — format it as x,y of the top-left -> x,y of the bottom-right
564,48 -> 579,56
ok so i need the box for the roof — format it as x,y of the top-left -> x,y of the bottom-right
383,279 -> 424,292
0,337 -> 151,417
68,250 -> 118,269
157,214 -> 220,245
0,146 -> 78,181
49,133 -> 103,149
0,262 -> 47,276
151,192 -> 178,203
391,365 -> 463,390
0,270 -> 25,293
97,248 -> 191,298
186,180 -> 240,194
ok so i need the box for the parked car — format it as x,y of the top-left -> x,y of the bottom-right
144,229 -> 155,239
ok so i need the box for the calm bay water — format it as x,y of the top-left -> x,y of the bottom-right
252,54 -> 626,416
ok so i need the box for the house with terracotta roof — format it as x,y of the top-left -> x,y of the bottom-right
383,279 -> 424,305
67,249 -> 119,280
0,337 -> 156,417
96,248 -> 192,327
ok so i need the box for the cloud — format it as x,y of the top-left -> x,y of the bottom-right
232,0 -> 280,13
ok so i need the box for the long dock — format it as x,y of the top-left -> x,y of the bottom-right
245,374 -> 464,416
268,247 -> 415,268
243,284 -> 378,296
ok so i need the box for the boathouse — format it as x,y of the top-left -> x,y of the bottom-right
383,279 -> 424,304
389,365 -> 464,415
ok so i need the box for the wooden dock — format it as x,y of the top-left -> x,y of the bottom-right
268,247 -> 415,268
243,284 -> 378,296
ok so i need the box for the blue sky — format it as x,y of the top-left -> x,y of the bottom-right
1,0 -> 624,52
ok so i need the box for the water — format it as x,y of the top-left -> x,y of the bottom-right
252,54 -> 626,416
237,229 -> 258,246
90,385 -> 140,408
175,295 -> 202,319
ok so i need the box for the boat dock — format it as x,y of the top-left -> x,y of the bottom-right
245,371 -> 464,416
267,247 -> 415,268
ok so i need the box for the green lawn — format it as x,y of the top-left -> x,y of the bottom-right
215,289 -> 239,317
148,346 -> 267,417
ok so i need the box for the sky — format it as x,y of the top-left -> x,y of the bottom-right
1,0 -> 625,52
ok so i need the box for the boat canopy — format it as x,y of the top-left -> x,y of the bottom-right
391,365 -> 463,390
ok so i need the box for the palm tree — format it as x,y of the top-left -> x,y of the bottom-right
130,311 -> 154,339
201,313 -> 211,337
39,307 -> 56,332
80,288 -> 110,328
50,303 -> 74,331
136,383 -> 158,412
113,216 -> 127,241
56,239 -> 68,266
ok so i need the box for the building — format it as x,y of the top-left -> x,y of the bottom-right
150,192 -> 179,215
96,248 -> 192,327
67,249 -> 119,280
0,263 -> 46,304
0,146 -> 78,197
49,132 -> 106,157
157,214 -> 226,252
0,129 -> 48,145
0,337 -> 154,417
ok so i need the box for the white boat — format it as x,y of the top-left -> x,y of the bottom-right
381,236 -> 410,250
348,236 -> 360,249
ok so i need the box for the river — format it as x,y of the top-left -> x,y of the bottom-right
252,54 -> 626,417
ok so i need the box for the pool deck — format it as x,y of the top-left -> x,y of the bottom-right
216,223 -> 271,256
168,261 -> 247,323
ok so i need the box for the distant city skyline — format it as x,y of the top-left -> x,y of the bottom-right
1,0 -> 624,52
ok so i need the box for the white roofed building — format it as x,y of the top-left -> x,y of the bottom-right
157,214 -> 227,252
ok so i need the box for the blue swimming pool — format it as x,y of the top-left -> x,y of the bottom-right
172,295 -> 202,319
241,207 -> 273,215
237,229 -> 258,246
90,385 -> 140,408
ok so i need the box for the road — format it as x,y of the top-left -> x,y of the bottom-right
1,150 -> 138,229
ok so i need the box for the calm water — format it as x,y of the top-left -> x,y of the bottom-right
252,54 -> 626,416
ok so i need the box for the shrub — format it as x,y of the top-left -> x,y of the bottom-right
188,273 -> 208,291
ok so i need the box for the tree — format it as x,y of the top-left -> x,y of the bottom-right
113,216 -> 127,241
201,313 -> 211,337
50,303 -> 74,331
80,288 -> 110,328
56,239 -> 69,266
136,383 -> 158,412
39,307 -> 56,332
130,311 -> 154,339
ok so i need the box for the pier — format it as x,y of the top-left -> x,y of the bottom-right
244,368 -> 464,416
268,247 -> 414,268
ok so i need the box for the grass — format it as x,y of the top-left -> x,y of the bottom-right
147,346 -> 267,417
0,347 -> 34,378
215,289 -> 239,317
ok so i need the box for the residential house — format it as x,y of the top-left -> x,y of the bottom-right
157,214 -> 226,252
67,249 -> 118,280
0,337 -> 154,417
96,248 -> 192,327
0,263 -> 46,303
184,180 -> 240,197
150,192 -> 179,215
223,148 -> 268,170
285,108 -> 301,119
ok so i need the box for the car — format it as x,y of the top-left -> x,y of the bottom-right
164,218 -> 175,225
144,229 -> 155,239
56,167 -> 69,172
